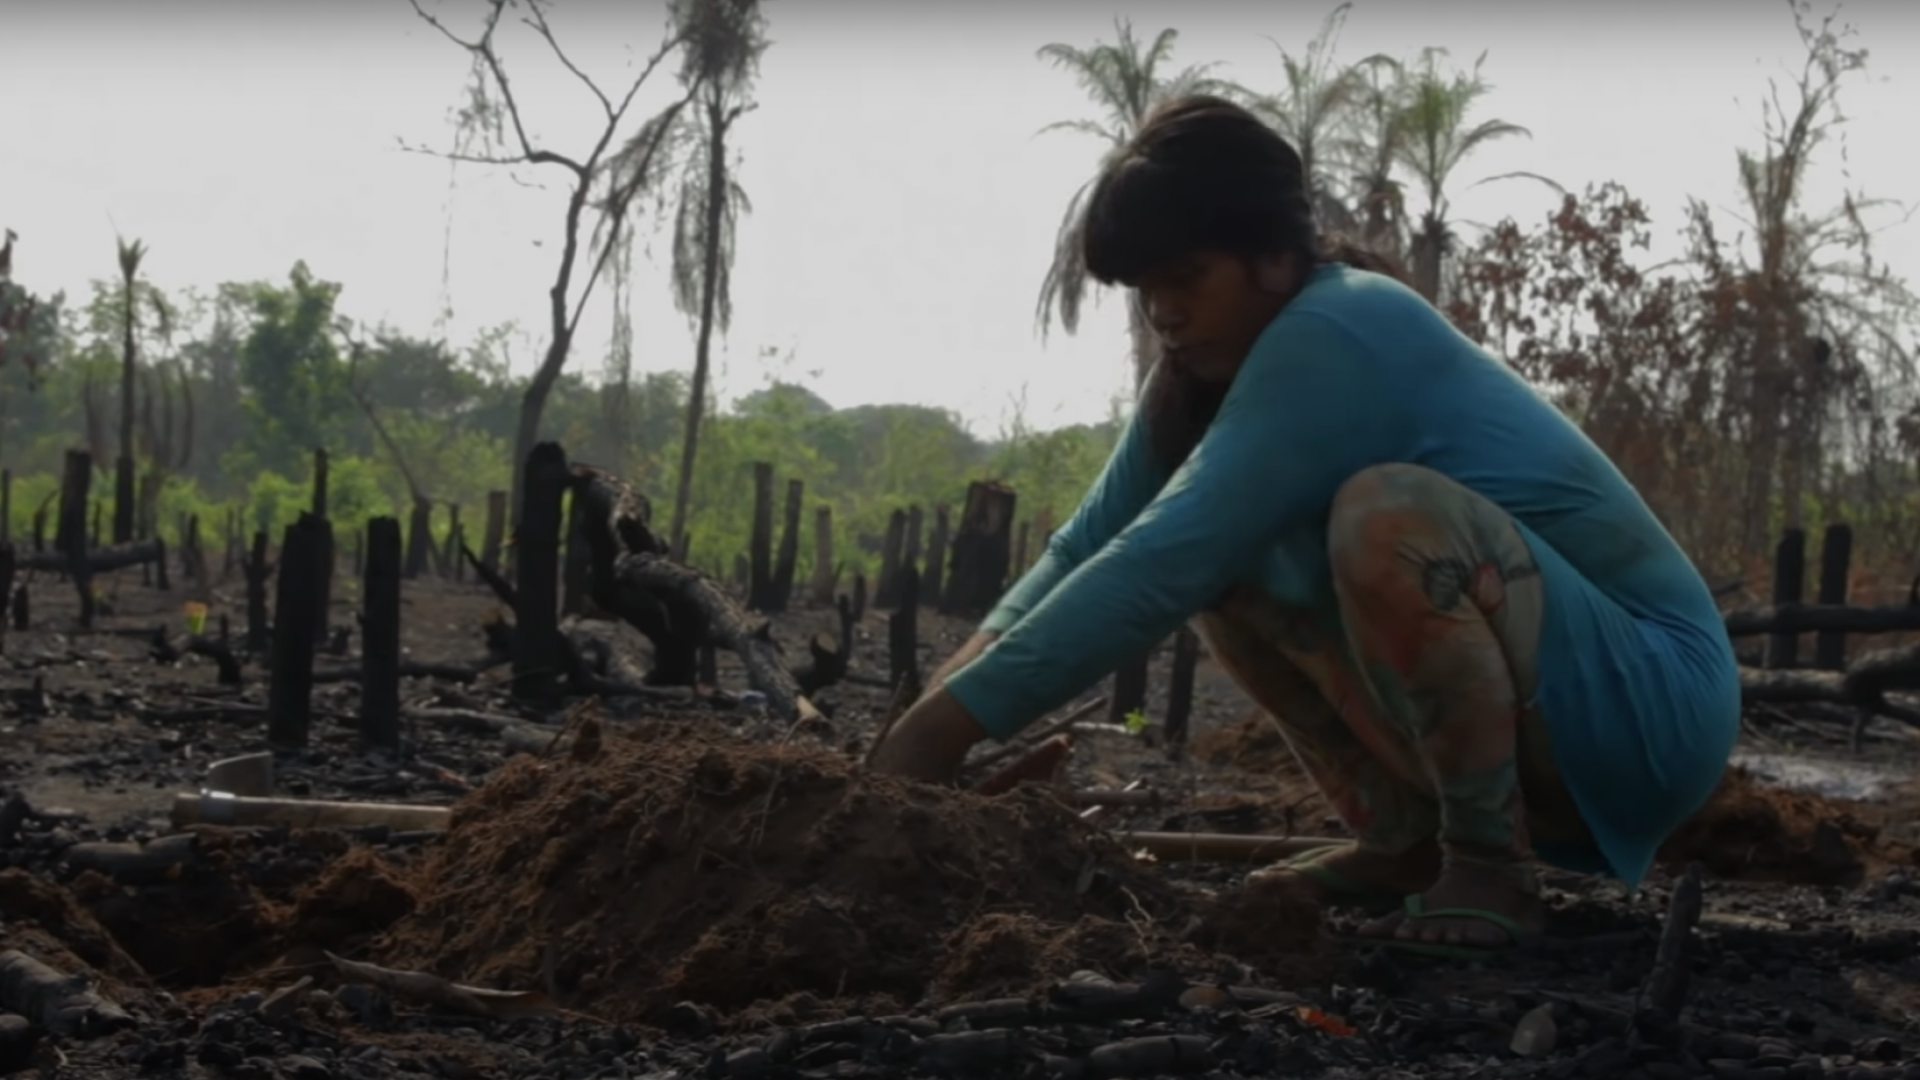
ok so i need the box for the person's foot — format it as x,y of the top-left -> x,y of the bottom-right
1248,841 -> 1442,907
1357,862 -> 1545,948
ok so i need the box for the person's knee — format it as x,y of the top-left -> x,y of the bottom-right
1326,463 -> 1454,592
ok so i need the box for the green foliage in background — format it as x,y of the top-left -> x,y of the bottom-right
0,262 -> 1120,587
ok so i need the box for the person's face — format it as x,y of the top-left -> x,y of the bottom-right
1133,250 -> 1298,384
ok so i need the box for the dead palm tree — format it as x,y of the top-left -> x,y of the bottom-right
1335,55 -> 1413,260
1245,3 -> 1381,232
112,237 -> 171,543
1392,49 -> 1547,304
663,0 -> 767,555
1034,20 -> 1232,388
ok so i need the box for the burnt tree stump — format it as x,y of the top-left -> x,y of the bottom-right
361,516 -> 403,751
923,505 -> 949,608
311,449 -> 332,638
56,450 -> 94,629
747,462 -> 776,611
768,478 -> 804,613
513,442 -> 569,703
267,513 -> 327,749
1165,626 -> 1200,757
874,509 -> 907,609
888,562 -> 921,694
183,513 -> 201,581
796,594 -> 857,697
940,480 -> 1016,618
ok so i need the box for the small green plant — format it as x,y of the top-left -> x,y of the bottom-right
1123,708 -> 1151,736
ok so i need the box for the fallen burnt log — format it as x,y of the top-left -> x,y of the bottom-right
480,616 -> 733,704
1725,602 -> 1920,637
62,833 -> 200,885
572,465 -> 815,721
310,659 -> 504,685
17,539 -> 162,575
147,629 -> 243,685
1740,640 -> 1920,724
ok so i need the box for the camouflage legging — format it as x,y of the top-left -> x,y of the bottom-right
1193,463 -> 1596,885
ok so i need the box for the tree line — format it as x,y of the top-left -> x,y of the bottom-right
0,0 -> 1913,595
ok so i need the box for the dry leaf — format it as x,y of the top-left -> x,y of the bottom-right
1295,1005 -> 1355,1037
325,952 -> 558,1021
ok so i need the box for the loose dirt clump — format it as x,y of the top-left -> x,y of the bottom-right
1658,767 -> 1901,885
1186,874 -> 1328,975
0,828 -> 423,1006
379,725 -> 1266,1025
0,868 -> 145,986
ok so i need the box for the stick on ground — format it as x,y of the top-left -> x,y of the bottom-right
1641,861 -> 1704,1019
962,696 -> 1108,776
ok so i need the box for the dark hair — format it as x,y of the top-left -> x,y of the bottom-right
1082,94 -> 1408,470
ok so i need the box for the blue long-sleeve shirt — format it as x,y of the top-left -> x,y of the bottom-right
945,264 -> 1740,885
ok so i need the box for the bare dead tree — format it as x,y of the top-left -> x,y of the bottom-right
405,0 -> 692,531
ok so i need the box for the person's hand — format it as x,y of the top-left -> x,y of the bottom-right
867,687 -> 989,784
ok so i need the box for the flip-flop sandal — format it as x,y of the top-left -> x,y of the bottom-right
1253,844 -> 1401,909
1359,894 -> 1533,960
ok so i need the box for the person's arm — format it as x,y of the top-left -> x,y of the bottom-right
943,312 -> 1397,739
925,630 -> 997,690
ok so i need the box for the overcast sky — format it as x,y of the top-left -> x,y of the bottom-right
6,0 -> 1918,436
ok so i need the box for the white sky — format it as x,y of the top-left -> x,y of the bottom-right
6,0 -> 1918,437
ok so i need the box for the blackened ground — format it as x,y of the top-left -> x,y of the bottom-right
4,564 -> 1920,1078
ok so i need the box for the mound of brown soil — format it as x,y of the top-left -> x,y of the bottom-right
378,725 -> 1312,1024
1658,768 -> 1902,886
